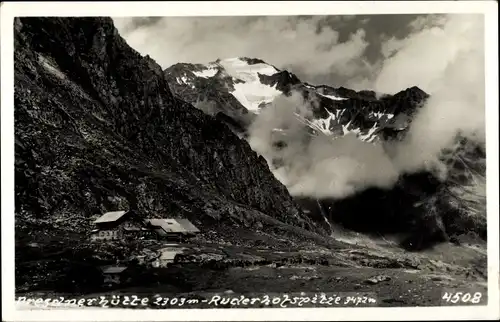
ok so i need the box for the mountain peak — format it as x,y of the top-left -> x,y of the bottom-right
239,57 -> 267,65
400,86 -> 429,98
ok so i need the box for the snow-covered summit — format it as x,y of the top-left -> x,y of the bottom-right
215,58 -> 282,112
218,57 -> 279,79
166,57 -> 347,115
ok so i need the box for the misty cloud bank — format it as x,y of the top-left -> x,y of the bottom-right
391,14 -> 485,176
247,92 -> 400,199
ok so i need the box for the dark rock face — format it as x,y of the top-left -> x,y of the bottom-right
14,17 -> 321,245
319,85 -> 379,101
306,85 -> 429,140
381,86 -> 429,118
258,70 -> 302,92
298,172 -> 445,238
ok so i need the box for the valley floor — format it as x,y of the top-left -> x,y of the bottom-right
15,230 -> 488,309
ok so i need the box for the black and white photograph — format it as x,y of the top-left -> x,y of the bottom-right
1,1 -> 499,321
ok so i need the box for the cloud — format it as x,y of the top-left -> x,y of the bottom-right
247,92 -> 399,199
113,16 -> 370,84
392,14 -> 485,175
408,14 -> 447,32
369,14 -> 484,95
380,36 -> 405,59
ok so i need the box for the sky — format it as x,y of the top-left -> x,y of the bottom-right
112,14 -> 484,95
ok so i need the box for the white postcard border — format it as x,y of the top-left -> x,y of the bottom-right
1,1 -> 498,321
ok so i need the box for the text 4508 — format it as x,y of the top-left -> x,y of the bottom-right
441,292 -> 483,304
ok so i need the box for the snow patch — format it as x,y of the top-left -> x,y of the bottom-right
350,127 -> 361,135
218,58 -> 282,112
371,111 -> 395,120
219,58 -> 278,79
335,109 -> 346,120
359,123 -> 379,142
342,120 -> 353,135
38,55 -> 66,79
230,82 -> 282,112
192,68 -> 218,78
340,120 -> 379,142
310,110 -> 337,135
176,76 -> 195,89
318,92 -> 347,101
176,76 -> 188,85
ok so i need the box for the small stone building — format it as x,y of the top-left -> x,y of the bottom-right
90,210 -> 145,242
100,266 -> 129,285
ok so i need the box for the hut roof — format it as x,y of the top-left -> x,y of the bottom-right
94,210 -> 128,224
100,266 -> 128,274
176,219 -> 200,233
145,218 -> 200,234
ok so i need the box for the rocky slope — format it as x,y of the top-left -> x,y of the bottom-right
14,17 -> 336,291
